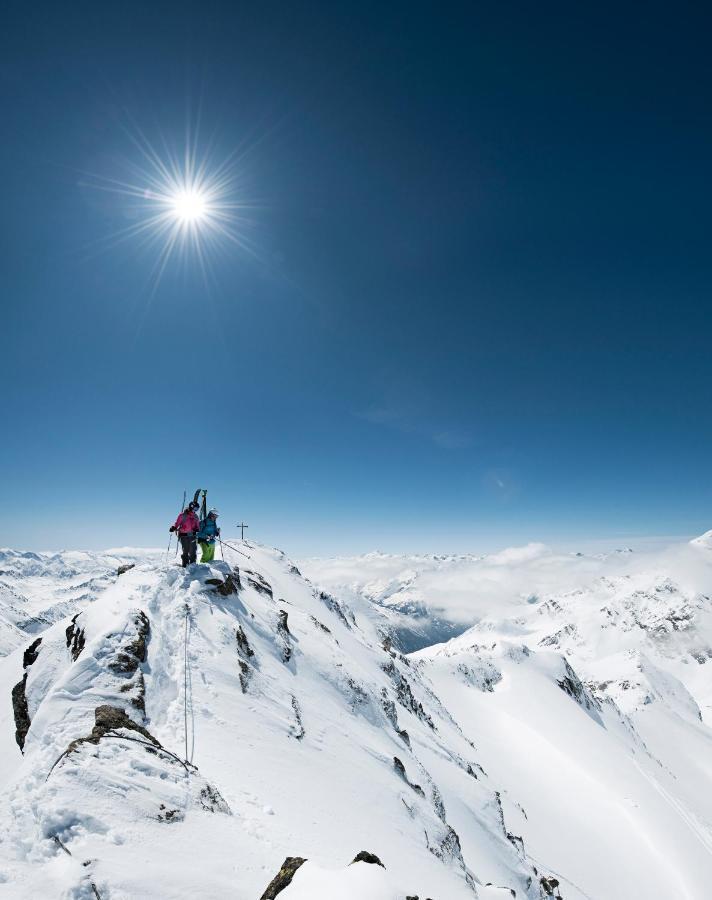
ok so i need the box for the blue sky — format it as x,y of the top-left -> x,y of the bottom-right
2,2 -> 712,555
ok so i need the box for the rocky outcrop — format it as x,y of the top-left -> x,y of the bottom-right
259,856 -> 307,899
12,636 -> 43,751
382,660 -> 435,729
290,695 -> 305,740
117,563 -> 135,576
318,590 -> 353,629
65,613 -> 85,661
206,570 -> 241,596
244,569 -> 273,598
350,850 -> 385,867
393,756 -> 425,797
277,610 -> 292,663
108,611 -> 149,675
235,624 -> 255,693
540,874 -> 563,897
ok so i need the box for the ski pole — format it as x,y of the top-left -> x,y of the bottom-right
219,537 -> 250,559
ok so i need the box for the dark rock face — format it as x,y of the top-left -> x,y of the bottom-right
350,850 -> 385,867
65,614 -> 86,661
60,705 -> 161,763
259,856 -> 307,899
11,675 -> 30,750
244,569 -> 273,598
22,636 -> 42,669
109,611 -> 150,675
382,660 -> 435,729
380,691 -> 411,747
117,563 -> 135,576
289,695 -> 305,740
206,570 -> 241,596
13,636 -> 44,751
277,610 -> 293,664
235,624 -> 255,693
310,615 -> 331,635
540,875 -> 563,897
393,756 -> 425,797
318,590 -> 352,629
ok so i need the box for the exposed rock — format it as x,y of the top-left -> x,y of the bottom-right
11,674 -> 30,750
290,695 -> 305,740
350,850 -> 385,867
393,756 -> 425,797
381,690 -> 411,746
22,636 -> 42,668
382,660 -> 435,729
235,624 -> 255,693
12,635 -> 45,751
54,705 -> 161,770
157,803 -> 183,823
540,874 -> 563,897
244,569 -> 273,598
108,611 -> 149,675
65,613 -> 85,661
199,782 -> 231,814
206,571 -> 240,596
277,610 -> 293,664
310,615 -> 332,635
318,590 -> 352,629
259,856 -> 307,899
117,563 -> 135,576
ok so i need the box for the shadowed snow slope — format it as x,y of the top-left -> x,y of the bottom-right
0,543 -> 549,899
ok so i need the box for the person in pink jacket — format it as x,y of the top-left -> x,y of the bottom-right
170,505 -> 200,567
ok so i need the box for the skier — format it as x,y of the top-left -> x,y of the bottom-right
197,509 -> 220,563
170,505 -> 200,567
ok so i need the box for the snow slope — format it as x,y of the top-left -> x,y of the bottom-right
0,548 -> 163,657
0,543 -> 547,899
2,535 -> 711,898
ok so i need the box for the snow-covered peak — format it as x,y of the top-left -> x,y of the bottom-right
0,542 -> 547,899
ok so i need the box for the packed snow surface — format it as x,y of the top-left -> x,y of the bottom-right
1,534 -> 711,898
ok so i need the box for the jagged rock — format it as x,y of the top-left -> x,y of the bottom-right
350,850 -> 385,867
380,691 -> 411,746
318,590 -> 352,629
117,563 -> 135,576
290,695 -> 305,740
382,660 -> 434,729
55,704 -> 153,760
235,624 -> 255,693
206,572 -> 240,596
310,615 -> 331,635
11,674 -> 30,750
259,856 -> 307,899
22,636 -> 42,668
65,613 -> 85,661
12,635 -> 45,751
244,569 -> 273,598
199,783 -> 231,814
277,610 -> 292,664
157,803 -> 183,823
393,756 -> 425,797
540,874 -> 563,897
109,611 -> 149,675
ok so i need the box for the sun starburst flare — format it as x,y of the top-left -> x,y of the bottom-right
81,120 -> 258,290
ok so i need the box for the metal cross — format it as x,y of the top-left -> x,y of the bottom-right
236,522 -> 249,540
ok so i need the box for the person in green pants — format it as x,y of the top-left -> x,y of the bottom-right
197,509 -> 220,563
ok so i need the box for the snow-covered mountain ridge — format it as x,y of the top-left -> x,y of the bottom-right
1,535 -> 711,898
0,542 -> 553,899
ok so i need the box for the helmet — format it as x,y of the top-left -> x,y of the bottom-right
208,508 -> 219,517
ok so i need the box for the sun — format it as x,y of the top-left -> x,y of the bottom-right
81,121 -> 257,291
170,186 -> 209,225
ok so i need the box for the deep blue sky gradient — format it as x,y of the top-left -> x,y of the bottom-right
2,2 -> 712,554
